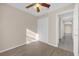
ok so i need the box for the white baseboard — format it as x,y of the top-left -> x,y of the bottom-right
0,41 -> 58,53
39,40 -> 58,47
0,43 -> 25,53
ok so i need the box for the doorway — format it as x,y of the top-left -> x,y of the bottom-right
58,10 -> 73,52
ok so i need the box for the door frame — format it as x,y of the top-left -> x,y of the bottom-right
56,9 -> 73,47
73,4 -> 79,56
56,4 -> 79,56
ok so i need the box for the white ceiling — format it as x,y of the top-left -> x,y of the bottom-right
60,11 -> 73,22
8,3 -> 72,16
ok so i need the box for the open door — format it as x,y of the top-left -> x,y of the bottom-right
73,4 -> 78,56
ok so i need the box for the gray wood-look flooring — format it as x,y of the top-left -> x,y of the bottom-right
59,34 -> 73,52
0,41 -> 74,56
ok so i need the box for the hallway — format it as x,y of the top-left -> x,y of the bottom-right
59,33 -> 73,52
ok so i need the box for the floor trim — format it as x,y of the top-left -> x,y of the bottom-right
39,40 -> 58,47
0,43 -> 26,53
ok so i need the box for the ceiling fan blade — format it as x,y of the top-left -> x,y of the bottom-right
40,3 -> 50,8
36,7 -> 40,12
26,3 -> 36,8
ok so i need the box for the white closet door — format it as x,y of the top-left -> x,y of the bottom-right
38,17 -> 48,43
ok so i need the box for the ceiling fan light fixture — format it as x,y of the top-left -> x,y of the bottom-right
34,3 -> 42,12
26,3 -> 50,13
35,3 -> 40,7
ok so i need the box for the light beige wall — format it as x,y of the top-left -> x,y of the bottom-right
0,4 -> 37,51
39,4 -> 74,46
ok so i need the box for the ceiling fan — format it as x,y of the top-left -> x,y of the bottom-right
26,3 -> 50,12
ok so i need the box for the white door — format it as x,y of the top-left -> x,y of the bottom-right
73,4 -> 78,56
37,17 -> 48,43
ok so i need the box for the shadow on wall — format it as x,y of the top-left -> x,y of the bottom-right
26,29 -> 39,44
